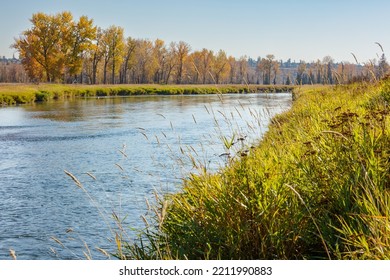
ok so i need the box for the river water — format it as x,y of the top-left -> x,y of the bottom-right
0,93 -> 291,259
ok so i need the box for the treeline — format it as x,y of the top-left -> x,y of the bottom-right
9,11 -> 390,85
0,57 -> 29,83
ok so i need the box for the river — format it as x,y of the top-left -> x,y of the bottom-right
0,93 -> 291,259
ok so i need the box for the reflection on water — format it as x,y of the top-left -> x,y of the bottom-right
0,93 -> 291,259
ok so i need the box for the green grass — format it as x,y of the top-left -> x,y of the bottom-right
0,83 -> 295,106
121,79 -> 390,260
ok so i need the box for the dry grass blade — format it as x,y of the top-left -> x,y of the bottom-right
204,105 -> 210,115
96,247 -> 110,258
192,114 -> 197,124
64,170 -> 83,189
351,53 -> 359,65
141,215 -> 150,227
115,163 -> 124,171
83,241 -> 92,260
86,172 -> 97,180
115,233 -> 124,259
50,236 -> 65,248
83,251 -> 92,260
140,132 -> 149,140
66,228 -> 74,233
119,149 -> 128,158
49,247 -> 57,256
375,42 -> 384,53
161,200 -> 169,223
9,249 -> 17,260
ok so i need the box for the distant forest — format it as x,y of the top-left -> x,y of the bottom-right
2,11 -> 389,84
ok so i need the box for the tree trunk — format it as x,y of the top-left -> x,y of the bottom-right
112,58 -> 115,84
103,61 -> 108,84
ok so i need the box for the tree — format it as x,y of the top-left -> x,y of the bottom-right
188,51 -> 202,84
152,39 -> 167,84
314,59 -> 323,84
119,37 -> 137,83
173,41 -> 190,84
13,12 -> 71,82
377,53 -> 389,79
296,61 -> 306,85
228,56 -> 237,84
285,75 -> 291,85
322,56 -> 334,84
86,27 -> 105,84
272,59 -> 279,85
237,56 -> 248,84
101,25 -> 124,84
257,55 -> 277,85
13,12 -> 96,83
211,50 -> 230,84
161,42 -> 177,84
199,48 -> 213,84
133,39 -> 156,83
64,15 -> 96,82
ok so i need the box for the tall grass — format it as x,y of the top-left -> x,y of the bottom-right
121,79 -> 390,259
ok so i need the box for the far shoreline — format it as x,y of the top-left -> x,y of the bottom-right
0,83 -> 295,106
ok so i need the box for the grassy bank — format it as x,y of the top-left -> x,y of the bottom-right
0,83 -> 295,106
122,80 -> 390,260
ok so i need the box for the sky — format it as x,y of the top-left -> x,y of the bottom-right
1,0 -> 389,63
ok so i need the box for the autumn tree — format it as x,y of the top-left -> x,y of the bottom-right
133,39 -> 156,83
211,50 -> 230,84
188,51 -> 202,83
13,12 -> 96,83
13,12 -> 68,82
63,15 -> 96,82
13,11 -> 372,86
101,25 -> 124,84
199,48 -> 213,83
173,41 -> 190,84
160,42 -> 177,84
117,37 -> 136,83
13,32 -> 45,82
152,39 -> 167,84
237,56 -> 248,84
228,56 -> 237,83
85,27 -> 105,84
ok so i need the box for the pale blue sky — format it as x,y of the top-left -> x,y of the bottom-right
1,0 -> 389,63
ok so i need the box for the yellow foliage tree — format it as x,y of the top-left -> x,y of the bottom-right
13,11 -> 96,83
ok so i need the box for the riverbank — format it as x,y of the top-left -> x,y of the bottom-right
123,80 -> 390,260
0,83 -> 295,106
